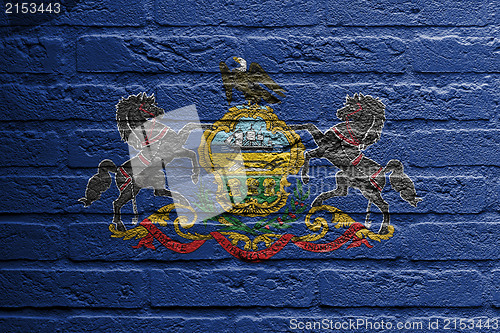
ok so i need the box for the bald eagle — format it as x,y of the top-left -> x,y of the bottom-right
219,57 -> 286,105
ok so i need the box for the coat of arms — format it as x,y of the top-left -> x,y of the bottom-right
80,57 -> 422,261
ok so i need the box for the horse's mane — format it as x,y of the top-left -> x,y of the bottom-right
337,93 -> 386,146
116,92 -> 157,142
337,93 -> 385,121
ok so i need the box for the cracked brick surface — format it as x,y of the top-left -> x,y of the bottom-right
0,0 -> 498,331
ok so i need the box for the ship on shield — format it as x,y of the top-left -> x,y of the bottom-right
81,56 -> 422,262
223,125 -> 275,151
198,103 -> 304,216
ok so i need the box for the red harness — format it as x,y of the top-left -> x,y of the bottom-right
138,103 -> 169,146
333,103 -> 364,166
333,127 -> 359,146
117,104 -> 168,192
332,102 -> 363,147
332,103 -> 383,191
345,103 -> 362,145
141,126 -> 168,147
118,167 -> 132,191
351,153 -> 363,166
370,167 -> 384,191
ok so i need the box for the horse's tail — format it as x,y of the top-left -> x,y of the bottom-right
385,159 -> 423,207
78,159 -> 117,207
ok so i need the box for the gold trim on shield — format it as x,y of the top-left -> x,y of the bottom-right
198,104 -> 305,216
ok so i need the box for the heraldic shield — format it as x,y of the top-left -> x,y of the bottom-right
80,58 -> 421,262
198,104 -> 305,216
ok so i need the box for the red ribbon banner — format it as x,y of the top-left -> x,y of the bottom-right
293,223 -> 373,252
133,219 -> 206,253
210,232 -> 294,262
133,219 -> 372,261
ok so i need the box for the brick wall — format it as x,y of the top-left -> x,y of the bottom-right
0,0 -> 498,332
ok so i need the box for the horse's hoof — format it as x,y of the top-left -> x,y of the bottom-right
177,195 -> 190,206
191,174 -> 199,184
301,176 -> 309,185
311,199 -> 322,207
78,197 -> 91,207
411,197 -> 423,207
378,225 -> 389,235
153,189 -> 165,196
114,221 -> 126,232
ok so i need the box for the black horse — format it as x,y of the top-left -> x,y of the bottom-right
79,93 -> 200,232
291,94 -> 422,235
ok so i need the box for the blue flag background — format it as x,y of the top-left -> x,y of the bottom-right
0,0 -> 499,332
